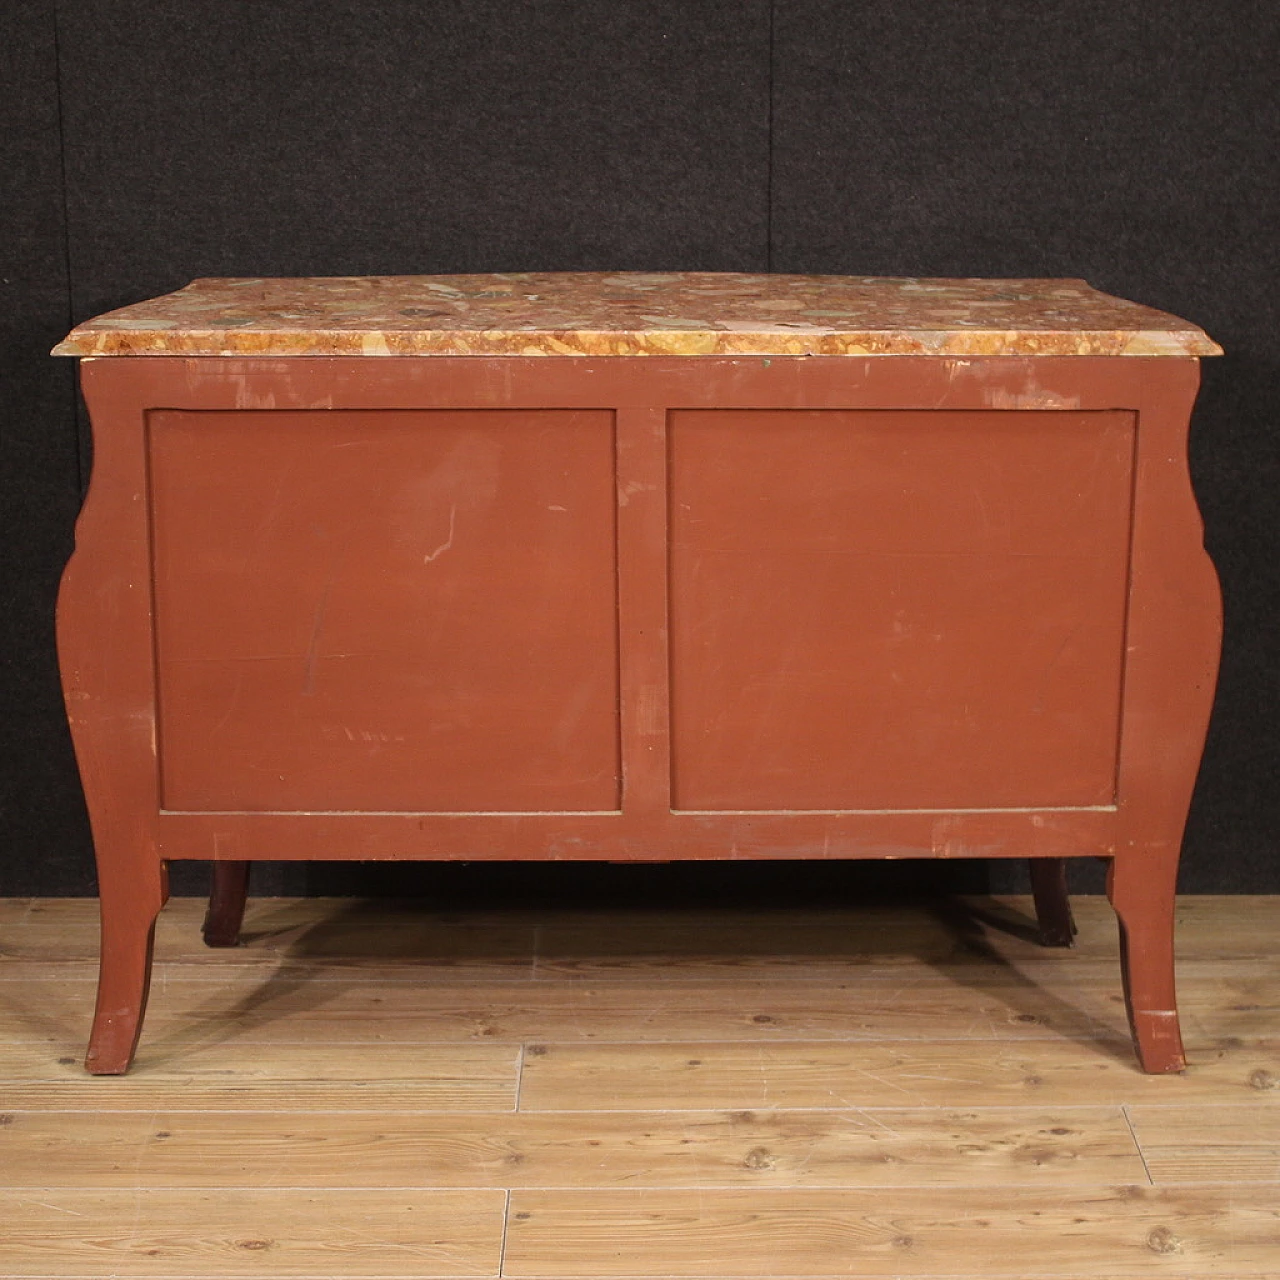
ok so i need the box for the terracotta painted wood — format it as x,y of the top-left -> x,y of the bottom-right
55,360 -> 170,1074
56,349 -> 1221,1074
667,407 -> 1134,811
148,406 -> 620,814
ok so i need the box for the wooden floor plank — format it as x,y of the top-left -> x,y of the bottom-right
0,959 -> 546,986
0,1188 -> 504,1277
1127,1104 -> 1280,1183
3,896 -> 1279,1279
5,965 -> 1274,1050
531,919 -> 1070,980
0,972 -> 1131,1046
531,896 -> 1280,973
7,895 -> 1279,970
518,1038 -> 1280,1111
1,913 -> 538,976
0,1041 -> 518,1112
0,898 -> 34,924
0,1106 -> 1146,1189
3,955 -> 1268,994
503,1185 -> 1280,1277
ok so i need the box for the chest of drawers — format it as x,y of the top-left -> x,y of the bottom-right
54,273 -> 1221,1074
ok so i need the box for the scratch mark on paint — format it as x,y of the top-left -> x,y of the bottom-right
301,571 -> 338,697
423,505 -> 458,564
1031,626 -> 1079,713
210,668 -> 246,736
617,479 -> 654,508
983,375 -> 1080,410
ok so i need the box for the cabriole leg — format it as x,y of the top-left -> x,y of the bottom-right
85,861 -> 168,1076
1106,858 -> 1185,1074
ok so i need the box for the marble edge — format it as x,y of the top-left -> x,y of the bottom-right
51,327 -> 1223,358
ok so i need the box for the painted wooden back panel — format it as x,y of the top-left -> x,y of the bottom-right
668,409 -> 1134,811
149,408 -> 620,813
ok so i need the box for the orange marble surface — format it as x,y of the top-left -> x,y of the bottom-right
53,273 -> 1221,358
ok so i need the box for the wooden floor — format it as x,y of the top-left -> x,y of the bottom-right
0,893 -> 1278,1277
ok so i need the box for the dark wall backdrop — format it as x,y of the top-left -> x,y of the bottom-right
2,0 -> 1276,903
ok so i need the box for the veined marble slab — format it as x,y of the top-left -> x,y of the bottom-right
53,272 -> 1221,358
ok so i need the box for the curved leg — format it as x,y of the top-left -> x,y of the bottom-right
203,861 -> 250,947
58,362 -> 173,1075
1107,858 -> 1185,1074
1101,361 -> 1219,1073
1028,858 -> 1076,947
86,861 -> 168,1076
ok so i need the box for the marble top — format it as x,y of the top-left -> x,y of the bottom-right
53,273 -> 1221,358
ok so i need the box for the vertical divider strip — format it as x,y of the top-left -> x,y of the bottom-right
615,405 -> 672,819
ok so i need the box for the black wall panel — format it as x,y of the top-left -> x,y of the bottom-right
3,0 -> 1274,899
771,0 -> 1279,893
0,0 -> 96,896
57,0 -> 771,320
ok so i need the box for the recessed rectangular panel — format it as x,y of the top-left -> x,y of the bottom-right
669,410 -> 1134,811
150,409 -> 619,812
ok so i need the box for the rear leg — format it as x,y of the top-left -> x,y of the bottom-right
203,860 -> 250,947
1028,857 -> 1077,948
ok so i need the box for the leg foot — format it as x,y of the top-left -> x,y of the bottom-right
86,865 -> 167,1075
1028,857 -> 1077,947
203,860 -> 250,948
1107,860 -> 1185,1073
